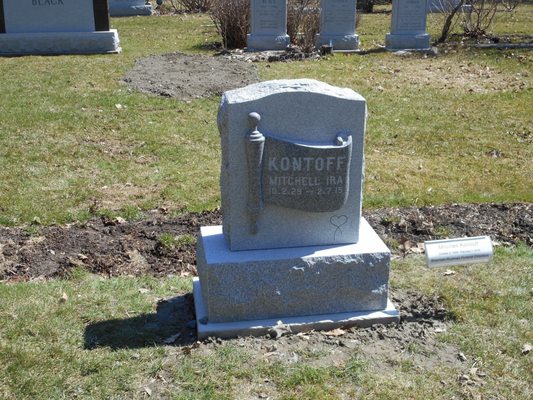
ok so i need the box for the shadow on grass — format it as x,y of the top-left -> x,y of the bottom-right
356,47 -> 387,55
190,41 -> 224,52
84,293 -> 197,350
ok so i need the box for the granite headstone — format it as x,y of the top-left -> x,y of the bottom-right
428,0 -> 461,12
385,0 -> 431,51
193,79 -> 399,339
0,0 -> 120,55
109,0 -> 152,17
218,79 -> 366,251
316,0 -> 359,51
428,0 -> 472,14
247,0 -> 290,51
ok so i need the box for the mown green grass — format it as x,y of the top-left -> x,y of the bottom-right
0,9 -> 532,225
392,244 -> 533,400
0,14 -> 222,226
0,246 -> 530,399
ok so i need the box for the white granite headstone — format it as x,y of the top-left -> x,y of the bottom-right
316,0 -> 359,51
218,79 -> 366,251
109,0 -> 152,17
193,79 -> 399,339
0,0 -> 121,55
247,0 -> 290,51
385,0 -> 431,51
3,0 -> 95,33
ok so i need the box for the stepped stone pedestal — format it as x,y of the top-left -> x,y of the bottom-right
247,0 -> 289,51
316,0 -> 359,51
194,220 -> 399,339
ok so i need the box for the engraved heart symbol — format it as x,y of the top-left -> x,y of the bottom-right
330,215 -> 348,229
330,215 -> 348,241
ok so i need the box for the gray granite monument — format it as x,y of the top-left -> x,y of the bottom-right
193,79 -> 399,339
385,0 -> 431,51
109,0 -> 152,17
0,0 -> 121,55
428,0 -> 471,14
316,0 -> 359,51
247,0 -> 290,51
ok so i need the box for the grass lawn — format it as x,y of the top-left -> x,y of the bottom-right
0,246 -> 531,399
0,8 -> 531,225
0,4 -> 532,400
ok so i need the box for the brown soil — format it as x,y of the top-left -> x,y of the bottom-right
1,203 -> 530,283
122,52 -> 260,100
121,44 -> 531,102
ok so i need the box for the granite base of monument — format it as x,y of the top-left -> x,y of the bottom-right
194,279 -> 399,339
194,219 -> 399,339
315,34 -> 359,52
110,5 -> 153,17
0,30 -> 121,55
246,34 -> 290,51
385,33 -> 431,52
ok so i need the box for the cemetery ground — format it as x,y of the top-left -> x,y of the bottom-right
0,5 -> 532,400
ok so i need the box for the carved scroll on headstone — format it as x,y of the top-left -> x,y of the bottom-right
245,112 -> 352,233
262,135 -> 352,212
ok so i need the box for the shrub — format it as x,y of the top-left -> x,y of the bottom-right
436,0 -> 517,43
165,0 -> 212,12
287,0 -> 320,52
463,0 -> 500,38
210,0 -> 250,49
357,0 -> 374,12
500,0 -> 523,11
210,0 -> 363,52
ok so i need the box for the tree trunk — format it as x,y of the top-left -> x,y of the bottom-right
436,0 -> 466,44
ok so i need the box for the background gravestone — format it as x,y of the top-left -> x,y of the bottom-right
428,0 -> 471,14
109,0 -> 152,17
316,0 -> 359,51
0,0 -> 120,55
247,0 -> 290,51
194,79 -> 399,339
385,0 -> 431,51
428,0 -> 460,12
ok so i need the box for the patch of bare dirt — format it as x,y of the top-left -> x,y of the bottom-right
121,48 -> 532,101
0,203 -> 530,283
122,52 -> 260,100
0,209 -> 220,282
365,202 -> 533,255
6,203 -> 525,389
